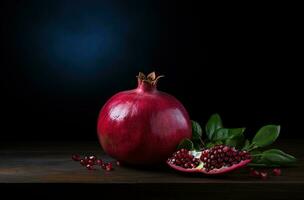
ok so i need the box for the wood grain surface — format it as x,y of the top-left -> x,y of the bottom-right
0,140 -> 303,199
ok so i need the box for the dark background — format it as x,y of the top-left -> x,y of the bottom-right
1,0 -> 302,141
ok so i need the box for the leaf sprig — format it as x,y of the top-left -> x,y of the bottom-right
177,113 -> 296,167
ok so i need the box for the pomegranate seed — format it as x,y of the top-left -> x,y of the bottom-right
80,159 -> 86,166
260,171 -> 268,179
72,154 -> 81,161
202,150 -> 208,157
86,164 -> 93,170
105,163 -> 113,171
223,146 -> 230,152
89,155 -> 97,161
101,163 -> 106,169
116,161 -> 120,166
96,159 -> 103,166
273,168 -> 281,176
87,159 -> 95,166
250,169 -> 260,177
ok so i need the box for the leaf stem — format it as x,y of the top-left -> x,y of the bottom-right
247,143 -> 258,152
199,138 -> 205,147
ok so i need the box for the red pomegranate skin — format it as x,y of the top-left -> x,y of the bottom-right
97,78 -> 192,164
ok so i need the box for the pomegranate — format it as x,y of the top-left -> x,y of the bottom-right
167,145 -> 251,175
97,72 -> 192,164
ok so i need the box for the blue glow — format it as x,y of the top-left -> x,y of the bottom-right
47,25 -> 120,68
32,0 -> 130,79
16,0 -> 157,87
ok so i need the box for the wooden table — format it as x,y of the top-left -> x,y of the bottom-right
0,140 -> 303,199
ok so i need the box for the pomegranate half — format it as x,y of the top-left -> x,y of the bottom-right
97,72 -> 192,164
167,145 -> 251,175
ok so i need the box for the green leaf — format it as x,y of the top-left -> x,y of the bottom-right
177,138 -> 194,150
205,114 -> 223,140
242,139 -> 250,150
250,149 -> 297,167
249,150 -> 262,163
191,120 -> 202,140
192,139 -> 201,150
225,134 -> 245,149
260,149 -> 297,166
250,149 -> 262,156
252,125 -> 280,148
212,128 -> 245,141
205,142 -> 214,148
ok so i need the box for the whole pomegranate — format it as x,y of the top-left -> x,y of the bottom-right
97,72 -> 192,164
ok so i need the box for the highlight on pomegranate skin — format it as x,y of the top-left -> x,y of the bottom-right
167,145 -> 251,175
97,72 -> 192,165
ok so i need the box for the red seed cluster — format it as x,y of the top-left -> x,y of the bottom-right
200,145 -> 251,172
250,168 -> 268,179
249,168 -> 282,179
72,154 -> 116,171
167,149 -> 200,169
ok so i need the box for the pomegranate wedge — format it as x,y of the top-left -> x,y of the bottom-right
167,145 -> 251,175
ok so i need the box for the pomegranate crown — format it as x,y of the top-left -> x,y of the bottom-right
136,72 -> 164,86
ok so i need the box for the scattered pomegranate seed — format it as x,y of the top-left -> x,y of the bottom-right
89,155 -> 97,161
96,159 -> 103,166
105,163 -> 113,171
86,164 -> 94,170
101,163 -> 106,169
250,170 -> 260,177
260,171 -> 268,179
80,159 -> 86,166
72,153 -> 115,172
273,168 -> 282,176
72,154 -> 81,161
87,159 -> 94,166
